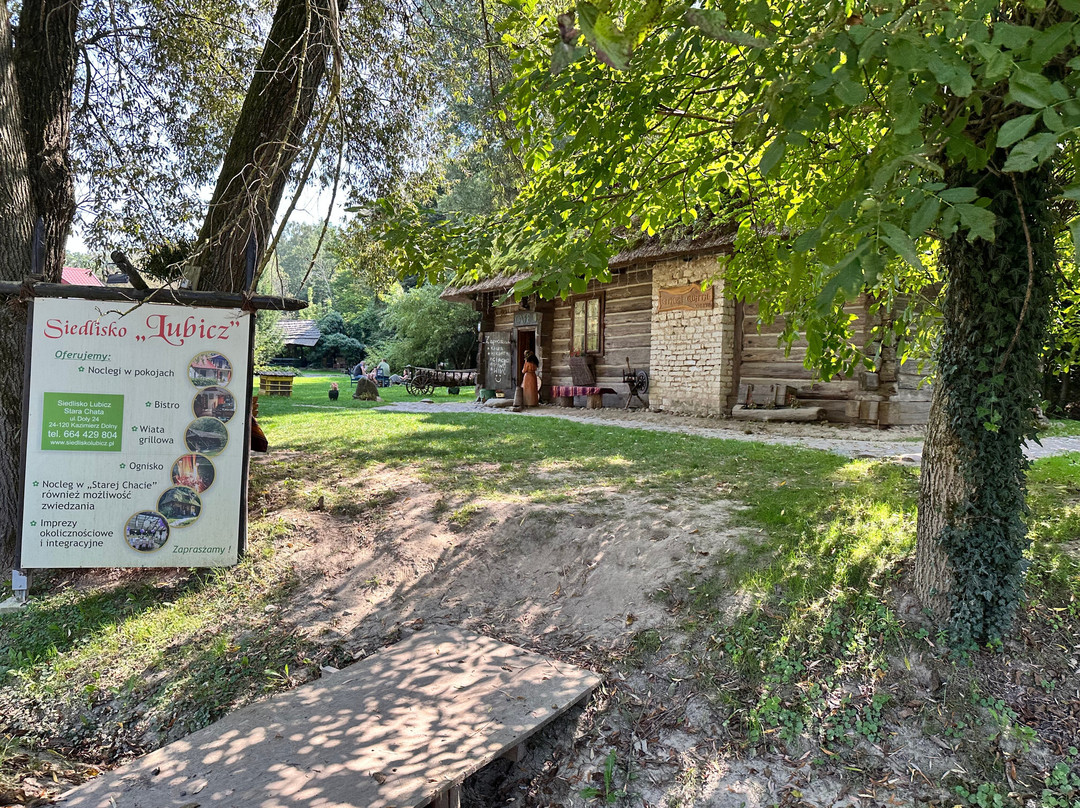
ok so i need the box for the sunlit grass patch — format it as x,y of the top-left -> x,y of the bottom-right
1042,419 -> 1080,438
0,530 -> 345,763
664,458 -> 917,750
1025,453 -> 1080,610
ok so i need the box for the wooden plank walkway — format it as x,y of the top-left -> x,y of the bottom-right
59,627 -> 600,808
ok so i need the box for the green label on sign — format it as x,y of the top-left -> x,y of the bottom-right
41,393 -> 124,452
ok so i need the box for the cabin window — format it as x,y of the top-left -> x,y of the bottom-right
571,294 -> 603,354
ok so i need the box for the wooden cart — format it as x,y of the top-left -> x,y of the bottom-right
404,365 -> 477,396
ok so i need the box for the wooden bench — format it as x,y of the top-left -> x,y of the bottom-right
553,356 -> 616,408
551,384 -> 617,409
59,628 -> 600,808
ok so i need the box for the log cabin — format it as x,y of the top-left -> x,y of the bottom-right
442,227 -> 932,427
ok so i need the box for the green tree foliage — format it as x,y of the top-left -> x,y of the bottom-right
254,310 -> 286,368
336,0 -> 524,290
1045,255 -> 1080,415
308,332 -> 366,367
316,310 -> 347,336
375,0 -> 1080,643
371,283 -> 479,371
62,251 -> 102,271
57,0 -> 446,258
259,222 -> 340,304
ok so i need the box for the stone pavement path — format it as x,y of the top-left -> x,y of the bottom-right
376,401 -> 1080,464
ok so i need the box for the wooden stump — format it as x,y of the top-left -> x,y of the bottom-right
556,396 -> 574,407
586,394 -> 604,409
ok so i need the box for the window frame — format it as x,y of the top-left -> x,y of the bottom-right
569,292 -> 605,356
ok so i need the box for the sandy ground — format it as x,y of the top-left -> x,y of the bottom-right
251,403 -> 1080,807
266,471 -> 784,808
274,474 -> 752,663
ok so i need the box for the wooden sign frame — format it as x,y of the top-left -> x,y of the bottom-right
657,284 -> 714,312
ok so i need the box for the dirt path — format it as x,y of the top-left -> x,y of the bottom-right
268,472 -> 771,807
378,401 -> 1080,462
275,476 -> 750,661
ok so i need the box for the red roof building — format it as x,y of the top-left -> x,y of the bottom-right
60,267 -> 104,286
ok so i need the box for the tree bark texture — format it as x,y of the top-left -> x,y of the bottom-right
191,0 -> 339,293
913,383 -> 965,620
913,164 -> 1056,643
0,3 -> 34,572
14,0 -> 82,282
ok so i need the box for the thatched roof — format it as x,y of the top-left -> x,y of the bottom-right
607,224 -> 737,269
277,319 -> 322,347
440,273 -> 530,303
440,225 -> 737,303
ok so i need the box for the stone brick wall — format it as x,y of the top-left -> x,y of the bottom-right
649,257 -> 735,417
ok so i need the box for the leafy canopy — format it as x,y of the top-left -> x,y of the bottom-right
376,0 -> 1080,375
24,0 -> 454,257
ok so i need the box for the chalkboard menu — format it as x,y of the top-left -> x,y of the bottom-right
483,331 -> 512,390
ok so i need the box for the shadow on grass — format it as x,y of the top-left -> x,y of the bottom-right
0,558 -> 350,766
4,616 -> 333,765
252,408 -> 848,507
0,574 -> 215,673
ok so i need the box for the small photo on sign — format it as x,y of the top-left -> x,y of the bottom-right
188,352 -> 232,388
124,511 -> 169,553
171,453 -> 216,493
184,417 -> 229,456
192,386 -> 236,422
157,485 -> 202,528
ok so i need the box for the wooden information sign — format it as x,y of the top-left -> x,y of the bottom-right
657,284 -> 714,312
482,331 -> 512,390
19,297 -> 252,569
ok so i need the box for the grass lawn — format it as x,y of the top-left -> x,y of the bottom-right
2,374 -> 1078,805
1044,418 -> 1080,437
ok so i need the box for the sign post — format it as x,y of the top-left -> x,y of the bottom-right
18,297 -> 253,568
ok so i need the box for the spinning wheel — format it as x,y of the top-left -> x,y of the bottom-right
623,366 -> 650,409
633,369 -> 649,394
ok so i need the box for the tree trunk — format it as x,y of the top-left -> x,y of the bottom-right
914,164 -> 1055,644
14,0 -> 82,282
190,0 -> 340,293
913,383 -> 966,619
0,2 -> 35,572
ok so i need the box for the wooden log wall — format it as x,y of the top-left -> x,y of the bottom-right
548,269 -> 652,406
738,297 -> 933,426
482,270 -> 652,406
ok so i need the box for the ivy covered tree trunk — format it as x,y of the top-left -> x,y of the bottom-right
914,165 -> 1056,645
190,0 -> 340,293
0,2 -> 34,572
14,0 -> 82,282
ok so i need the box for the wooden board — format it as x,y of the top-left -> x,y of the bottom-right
59,628 -> 600,808
731,405 -> 825,422
482,331 -> 513,390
